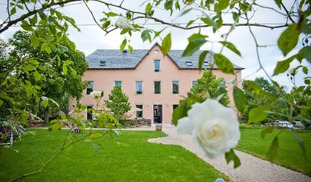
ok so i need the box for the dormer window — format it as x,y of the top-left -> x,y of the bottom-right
154,60 -> 160,72
99,61 -> 106,66
186,61 -> 193,66
203,62 -> 209,66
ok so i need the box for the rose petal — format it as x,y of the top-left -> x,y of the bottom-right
177,117 -> 194,135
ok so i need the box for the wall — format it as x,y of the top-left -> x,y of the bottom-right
69,45 -> 242,125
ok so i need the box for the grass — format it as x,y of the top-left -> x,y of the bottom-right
0,129 -> 227,182
237,128 -> 311,176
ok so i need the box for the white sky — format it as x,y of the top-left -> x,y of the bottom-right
0,0 -> 309,90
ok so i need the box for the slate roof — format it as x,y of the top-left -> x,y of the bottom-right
86,43 -> 243,70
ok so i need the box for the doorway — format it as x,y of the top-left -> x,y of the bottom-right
153,105 -> 162,124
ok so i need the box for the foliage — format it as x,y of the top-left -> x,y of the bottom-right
237,129 -> 311,176
0,0 -> 311,173
5,30 -> 88,123
105,86 -> 131,121
0,130 -> 228,182
242,77 -> 287,124
191,69 -> 230,106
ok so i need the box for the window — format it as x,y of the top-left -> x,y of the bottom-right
172,81 -> 179,94
154,60 -> 160,72
114,81 -> 122,86
203,62 -> 209,66
86,81 -> 94,95
220,81 -> 226,87
135,105 -> 143,118
192,80 -> 197,87
87,106 -> 93,120
99,61 -> 106,66
186,61 -> 193,66
154,81 -> 161,94
136,81 -> 143,94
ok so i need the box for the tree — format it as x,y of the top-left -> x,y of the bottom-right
242,77 -> 288,123
0,0 -> 310,172
105,86 -> 131,121
191,70 -> 230,106
6,29 -> 88,123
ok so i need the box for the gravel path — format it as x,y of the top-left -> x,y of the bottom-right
148,126 -> 311,182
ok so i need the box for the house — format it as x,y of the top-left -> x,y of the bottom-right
69,43 -> 243,126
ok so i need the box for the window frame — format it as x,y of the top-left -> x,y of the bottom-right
114,81 -> 122,86
172,81 -> 179,94
154,60 -> 160,72
154,81 -> 161,94
135,104 -> 143,118
136,81 -> 143,94
86,81 -> 94,95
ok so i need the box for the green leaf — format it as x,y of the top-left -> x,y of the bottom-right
62,64 -> 68,75
274,0 -> 282,9
172,105 -> 188,126
243,80 -> 263,97
41,43 -> 51,54
261,127 -> 274,139
188,33 -> 207,42
273,56 -> 294,76
232,12 -> 239,22
214,0 -> 229,12
186,20 -> 195,28
31,35 -> 39,48
199,51 -> 209,71
213,54 -> 234,74
0,99 -> 3,107
175,1 -> 180,10
120,39 -> 127,51
161,33 -> 172,57
181,8 -> 193,16
225,149 -> 241,168
128,45 -> 133,53
219,41 -> 241,56
29,14 -> 38,25
248,105 -> 270,123
21,20 -> 33,31
141,30 -> 151,42
104,12 -> 119,17
302,66 -> 308,74
278,23 -> 300,56
126,11 -> 131,20
182,39 -> 207,57
301,46 -> 311,63
266,136 -> 279,161
201,16 -> 218,31
233,86 -> 246,113
33,71 -> 42,82
102,20 -> 110,29
10,7 -> 16,15
24,64 -> 36,71
289,129 -> 306,156
145,3 -> 153,16
42,99 -> 49,108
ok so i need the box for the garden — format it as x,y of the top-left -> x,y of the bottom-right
0,128 -> 310,182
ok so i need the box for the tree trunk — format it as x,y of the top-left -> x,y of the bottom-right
44,107 -> 49,124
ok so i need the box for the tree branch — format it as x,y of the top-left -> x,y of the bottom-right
281,2 -> 296,24
0,0 -> 80,34
82,0 -> 108,33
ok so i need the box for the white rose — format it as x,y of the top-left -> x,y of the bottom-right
116,17 -> 130,29
177,99 -> 240,159
90,91 -> 102,99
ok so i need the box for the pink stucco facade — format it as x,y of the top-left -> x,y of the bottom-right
69,44 -> 242,125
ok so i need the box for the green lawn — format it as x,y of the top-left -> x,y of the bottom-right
0,129 -> 227,182
237,128 -> 311,176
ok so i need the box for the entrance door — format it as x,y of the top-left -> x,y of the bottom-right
153,105 -> 162,124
